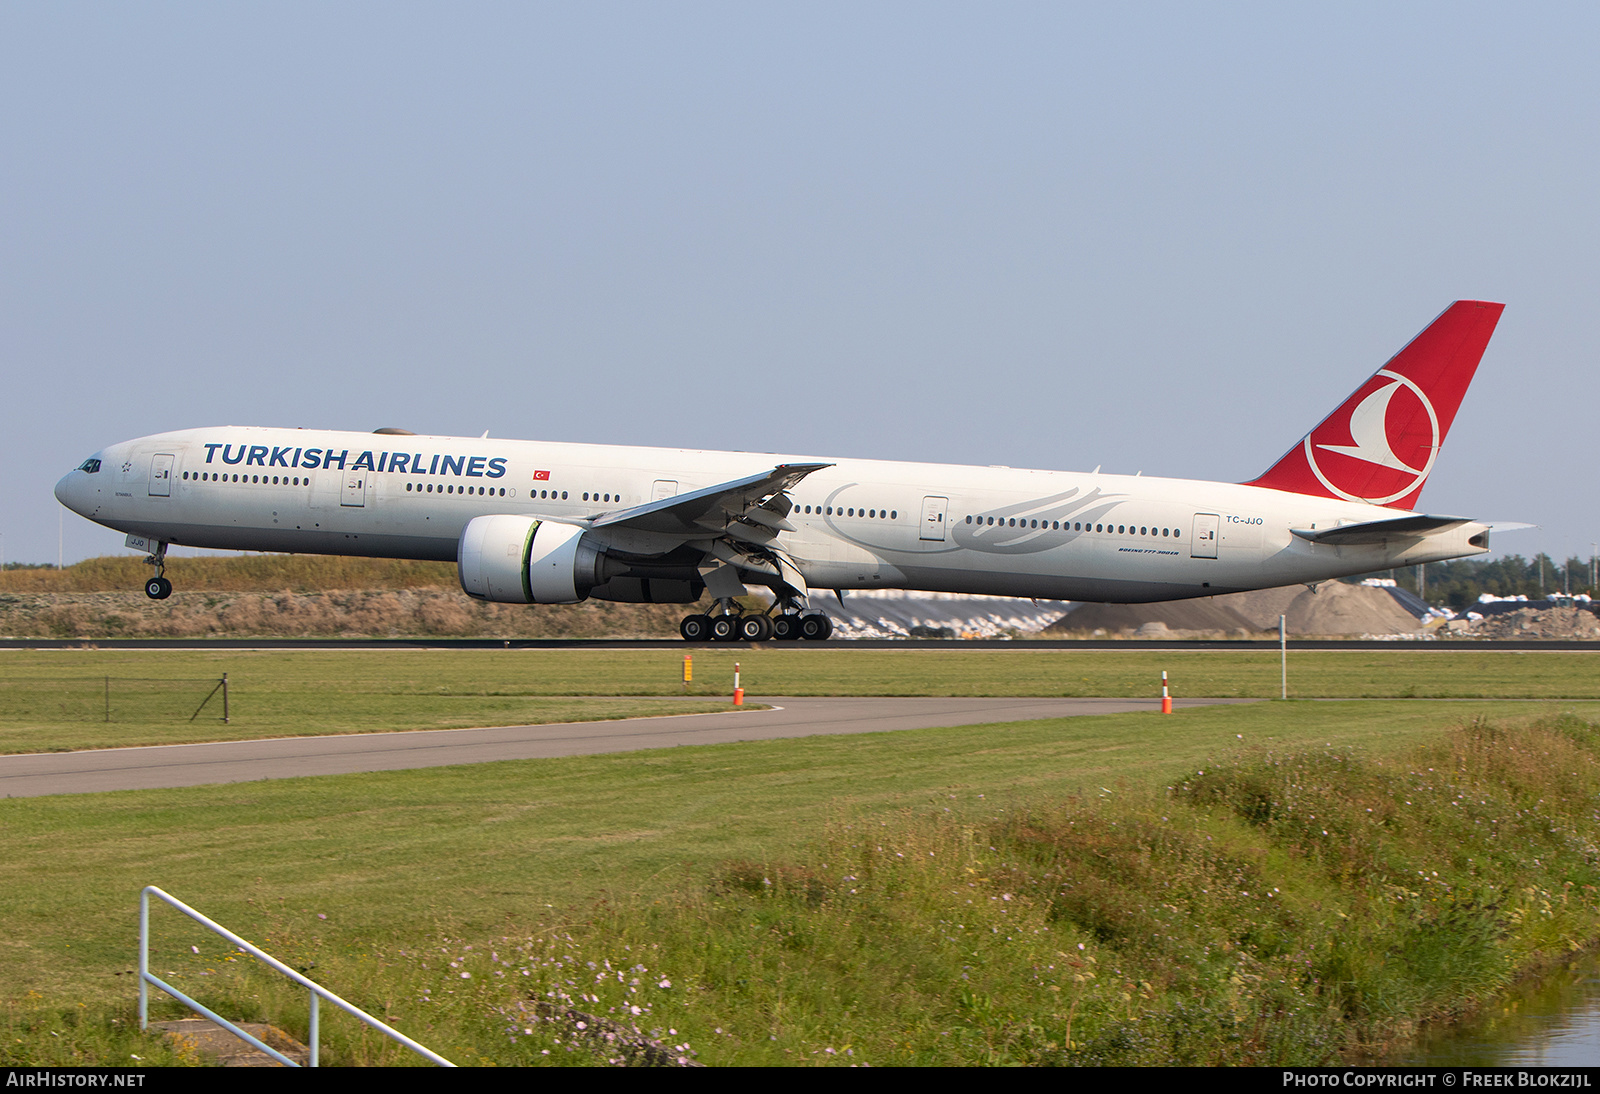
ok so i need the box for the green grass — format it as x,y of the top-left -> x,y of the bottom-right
0,683 -> 739,753
4,697 -> 1599,1064
3,647 -> 1600,753
5,645 -> 1600,1064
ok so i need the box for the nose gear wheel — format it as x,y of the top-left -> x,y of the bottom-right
142,542 -> 172,600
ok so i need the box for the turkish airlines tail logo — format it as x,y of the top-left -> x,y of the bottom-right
1247,300 -> 1504,510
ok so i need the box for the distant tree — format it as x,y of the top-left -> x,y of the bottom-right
1349,550 -> 1595,607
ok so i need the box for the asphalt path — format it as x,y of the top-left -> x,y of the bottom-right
0,696 -> 1250,799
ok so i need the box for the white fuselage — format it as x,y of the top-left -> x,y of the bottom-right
54,426 -> 1489,603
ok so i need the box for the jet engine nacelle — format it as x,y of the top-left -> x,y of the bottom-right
457,515 -> 602,604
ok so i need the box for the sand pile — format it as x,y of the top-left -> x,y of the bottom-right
1048,598 -> 1260,638
1048,582 -> 1423,638
1215,586 -> 1305,630
1276,581 -> 1422,636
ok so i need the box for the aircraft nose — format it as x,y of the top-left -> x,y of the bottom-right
55,471 -> 84,514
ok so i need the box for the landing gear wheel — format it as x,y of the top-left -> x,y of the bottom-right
710,615 -> 740,642
679,614 -> 711,641
771,613 -> 803,641
738,614 -> 775,642
142,541 -> 171,601
798,614 -> 833,641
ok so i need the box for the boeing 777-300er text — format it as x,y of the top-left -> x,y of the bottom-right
55,301 -> 1505,641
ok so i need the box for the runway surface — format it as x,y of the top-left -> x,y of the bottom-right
5,637 -> 1598,650
0,696 -> 1250,798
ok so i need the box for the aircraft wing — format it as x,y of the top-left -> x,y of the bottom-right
1290,514 -> 1472,546
591,462 -> 833,538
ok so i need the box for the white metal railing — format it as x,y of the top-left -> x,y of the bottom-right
139,885 -> 454,1067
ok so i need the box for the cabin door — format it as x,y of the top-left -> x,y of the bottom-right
341,471 -> 369,507
148,453 -> 174,497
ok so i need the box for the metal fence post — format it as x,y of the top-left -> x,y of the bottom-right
138,889 -> 149,1029
1280,615 -> 1287,700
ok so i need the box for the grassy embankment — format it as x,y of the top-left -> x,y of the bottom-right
3,645 -> 1600,1062
1,646 -> 1598,753
0,556 -> 694,638
0,556 -> 462,593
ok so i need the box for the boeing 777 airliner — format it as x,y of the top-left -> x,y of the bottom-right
55,301 -> 1505,641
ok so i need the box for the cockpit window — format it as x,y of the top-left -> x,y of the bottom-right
77,458 -> 102,474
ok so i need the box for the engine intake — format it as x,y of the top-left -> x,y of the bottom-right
458,515 -> 602,604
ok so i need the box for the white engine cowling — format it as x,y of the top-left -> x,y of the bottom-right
457,515 -> 601,604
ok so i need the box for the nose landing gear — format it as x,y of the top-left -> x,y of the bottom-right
143,541 -> 172,600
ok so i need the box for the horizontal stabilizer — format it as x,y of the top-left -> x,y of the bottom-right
1290,514 -> 1471,546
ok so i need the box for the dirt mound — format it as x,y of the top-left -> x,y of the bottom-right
1049,582 -> 1422,638
1212,586 -> 1304,630
1459,606 -> 1600,640
1047,598 -> 1260,638
1278,582 -> 1421,636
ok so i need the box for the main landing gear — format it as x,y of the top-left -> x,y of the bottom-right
678,598 -> 833,642
143,541 -> 172,600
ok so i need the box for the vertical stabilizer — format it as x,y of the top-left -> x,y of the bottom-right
1246,300 -> 1504,509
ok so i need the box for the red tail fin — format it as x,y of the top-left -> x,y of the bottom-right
1246,300 -> 1504,510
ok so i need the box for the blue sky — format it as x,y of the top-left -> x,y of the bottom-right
5,3 -> 1597,568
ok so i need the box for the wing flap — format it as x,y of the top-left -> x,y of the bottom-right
592,463 -> 831,537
